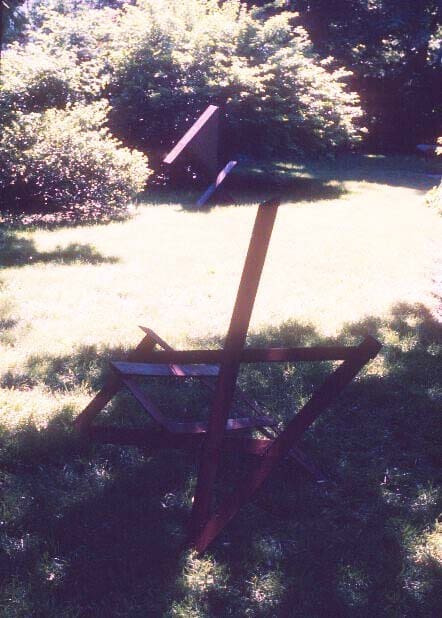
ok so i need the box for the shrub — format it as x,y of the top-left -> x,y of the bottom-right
0,43 -> 105,122
0,101 -> 150,218
108,0 -> 365,156
0,9 -> 149,220
3,1 -> 364,159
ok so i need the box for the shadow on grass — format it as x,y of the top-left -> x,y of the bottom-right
0,228 -> 119,268
271,153 -> 442,192
143,167 -> 347,212
141,153 -> 442,212
225,166 -> 345,205
0,303 -> 441,615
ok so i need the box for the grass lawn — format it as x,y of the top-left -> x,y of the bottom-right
0,155 -> 441,616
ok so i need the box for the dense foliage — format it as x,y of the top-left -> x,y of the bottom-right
0,42 -> 104,119
106,0 -> 364,156
0,100 -> 149,217
1,0 -> 439,216
251,0 -> 442,151
3,1 -> 364,154
3,1 -> 440,153
0,5 -> 150,217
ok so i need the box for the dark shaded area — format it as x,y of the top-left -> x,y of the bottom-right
0,317 -> 17,330
0,228 -> 119,268
142,153 -> 441,211
145,164 -> 347,212
268,153 -> 442,192
272,155 -> 442,191
249,0 -> 442,152
0,303 -> 441,614
0,203 -> 134,230
225,165 -> 345,204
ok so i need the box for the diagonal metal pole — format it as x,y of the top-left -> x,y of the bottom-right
192,335 -> 381,553
189,198 -> 280,540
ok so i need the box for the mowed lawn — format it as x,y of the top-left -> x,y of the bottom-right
0,156 -> 441,616
1,159 -> 440,426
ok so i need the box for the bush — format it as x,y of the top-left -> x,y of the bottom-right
108,0 -> 365,156
0,101 -> 150,218
0,0 -> 364,219
0,9 -> 149,220
3,1 -> 365,160
0,43 -> 104,122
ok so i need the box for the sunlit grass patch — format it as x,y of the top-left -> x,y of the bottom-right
0,386 -> 89,430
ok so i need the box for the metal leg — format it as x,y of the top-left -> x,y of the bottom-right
189,199 -> 280,539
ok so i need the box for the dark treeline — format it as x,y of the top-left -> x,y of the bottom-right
2,0 -> 441,151
247,0 -> 441,151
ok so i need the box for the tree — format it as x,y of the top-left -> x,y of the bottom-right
0,4 -> 151,217
106,0 -> 364,157
247,0 -> 442,150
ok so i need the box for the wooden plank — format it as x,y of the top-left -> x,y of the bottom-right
88,425 -> 273,456
178,415 -> 276,434
111,361 -> 219,377
139,326 -> 277,426
122,377 -> 173,432
73,331 -> 158,432
163,105 -> 219,176
138,326 -> 221,384
196,160 -> 237,207
122,376 -> 274,434
136,327 -> 277,430
258,426 -> 327,482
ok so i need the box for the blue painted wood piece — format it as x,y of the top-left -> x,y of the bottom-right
196,160 -> 237,206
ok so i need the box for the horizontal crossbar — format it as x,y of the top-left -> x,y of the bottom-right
112,361 -> 219,377
88,425 -> 273,455
119,346 -> 364,365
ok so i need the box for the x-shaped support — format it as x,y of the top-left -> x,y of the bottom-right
74,199 -> 381,554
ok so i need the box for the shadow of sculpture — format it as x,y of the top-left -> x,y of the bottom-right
0,303 -> 440,615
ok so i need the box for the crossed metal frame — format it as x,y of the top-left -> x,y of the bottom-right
74,198 -> 381,553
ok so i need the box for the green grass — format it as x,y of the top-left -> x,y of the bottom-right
0,155 -> 441,616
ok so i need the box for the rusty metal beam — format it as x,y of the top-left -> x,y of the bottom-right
117,346 -> 364,365
73,192 -> 382,558
190,198 -> 280,538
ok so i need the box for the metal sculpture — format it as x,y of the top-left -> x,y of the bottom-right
163,105 -> 237,206
74,198 -> 381,553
